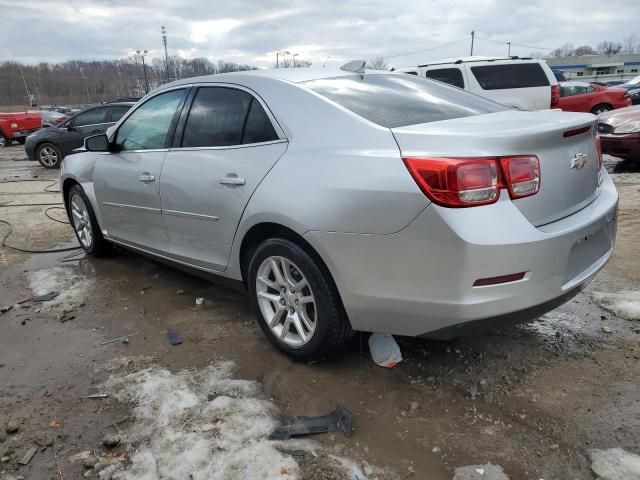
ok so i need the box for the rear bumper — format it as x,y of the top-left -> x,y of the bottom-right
600,133 -> 640,160
305,171 -> 618,337
24,140 -> 37,160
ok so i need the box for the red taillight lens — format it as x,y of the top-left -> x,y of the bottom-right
595,134 -> 603,167
551,85 -> 560,108
499,155 -> 540,199
403,155 -> 541,207
402,157 -> 499,207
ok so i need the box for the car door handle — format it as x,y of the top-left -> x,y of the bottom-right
219,175 -> 245,186
138,173 -> 156,183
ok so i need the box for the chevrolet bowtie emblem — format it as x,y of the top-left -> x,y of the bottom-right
571,153 -> 588,170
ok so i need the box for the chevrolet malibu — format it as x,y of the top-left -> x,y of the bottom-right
60,64 -> 618,360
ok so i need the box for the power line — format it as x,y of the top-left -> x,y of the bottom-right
382,37 -> 470,59
475,35 -> 553,51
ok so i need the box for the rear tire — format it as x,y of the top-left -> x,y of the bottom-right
67,185 -> 110,257
591,104 -> 613,115
37,142 -> 63,168
247,238 -> 352,361
0,134 -> 8,147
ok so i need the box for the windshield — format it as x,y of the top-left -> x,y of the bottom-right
305,74 -> 509,128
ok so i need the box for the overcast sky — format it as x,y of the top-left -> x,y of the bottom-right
0,0 -> 637,69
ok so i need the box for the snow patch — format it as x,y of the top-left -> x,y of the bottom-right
521,310 -> 585,337
590,448 -> 640,480
100,359 -> 377,480
592,291 -> 640,321
28,266 -> 94,310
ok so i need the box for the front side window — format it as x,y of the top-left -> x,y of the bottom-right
305,74 -> 507,128
471,63 -> 550,90
424,68 -> 465,89
72,107 -> 108,127
182,87 -> 278,147
115,89 -> 185,151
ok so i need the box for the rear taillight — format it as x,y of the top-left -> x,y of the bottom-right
403,155 -> 540,208
402,157 -> 499,207
595,135 -> 603,167
499,156 -> 540,199
550,85 -> 560,109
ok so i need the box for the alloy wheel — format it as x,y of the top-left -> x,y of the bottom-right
0,136 -> 6,147
39,146 -> 59,167
255,256 -> 317,347
70,193 -> 93,249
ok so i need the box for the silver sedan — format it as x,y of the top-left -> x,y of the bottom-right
60,64 -> 618,359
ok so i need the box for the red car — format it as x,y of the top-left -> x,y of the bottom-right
0,112 -> 42,147
559,82 -> 631,115
597,105 -> 640,161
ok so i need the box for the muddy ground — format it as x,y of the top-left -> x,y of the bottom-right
1,144 -> 639,480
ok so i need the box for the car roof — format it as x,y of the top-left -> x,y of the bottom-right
160,67 -> 389,89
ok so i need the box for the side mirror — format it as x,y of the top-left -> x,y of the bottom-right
66,124 -> 76,131
85,134 -> 110,152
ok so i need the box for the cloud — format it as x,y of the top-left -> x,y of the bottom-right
0,0 -> 637,68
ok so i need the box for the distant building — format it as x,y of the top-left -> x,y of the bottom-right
546,54 -> 640,82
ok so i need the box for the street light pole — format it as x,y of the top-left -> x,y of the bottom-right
136,50 -> 149,94
470,30 -> 475,56
507,41 -> 511,56
276,50 -> 290,68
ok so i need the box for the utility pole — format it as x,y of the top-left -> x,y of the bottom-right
79,67 -> 91,104
136,50 -> 149,94
161,26 -> 169,82
470,30 -> 475,56
507,41 -> 511,56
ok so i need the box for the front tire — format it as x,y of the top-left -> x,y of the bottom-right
591,104 -> 612,115
67,185 -> 110,256
0,134 -> 8,147
37,142 -> 63,168
248,238 -> 352,361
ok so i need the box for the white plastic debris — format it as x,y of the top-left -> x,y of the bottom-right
195,297 -> 204,305
453,464 -> 509,480
368,333 -> 402,368
590,448 -> 640,480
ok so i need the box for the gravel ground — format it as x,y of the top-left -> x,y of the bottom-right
1,145 -> 639,480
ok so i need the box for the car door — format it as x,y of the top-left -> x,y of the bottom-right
59,106 -> 110,155
93,88 -> 187,253
559,85 -> 587,112
160,85 -> 288,271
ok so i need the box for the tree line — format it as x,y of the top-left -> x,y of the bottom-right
546,36 -> 640,58
0,56 -> 256,108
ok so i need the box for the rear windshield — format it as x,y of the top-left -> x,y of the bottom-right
470,63 -> 550,90
305,74 -> 507,128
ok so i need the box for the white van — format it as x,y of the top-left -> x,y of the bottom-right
395,56 -> 559,111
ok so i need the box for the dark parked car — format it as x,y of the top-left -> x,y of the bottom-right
39,110 -> 67,127
612,75 -> 640,105
598,105 -> 640,161
25,102 -> 133,168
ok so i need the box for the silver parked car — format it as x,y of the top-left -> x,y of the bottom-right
60,64 -> 618,360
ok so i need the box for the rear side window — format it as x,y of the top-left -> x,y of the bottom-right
424,68 -> 465,89
183,88 -> 249,147
110,105 -> 131,122
242,99 -> 278,144
305,74 -> 507,128
471,63 -> 550,90
182,87 -> 278,147
72,107 -> 108,127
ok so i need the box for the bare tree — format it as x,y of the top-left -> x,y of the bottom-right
597,41 -> 623,55
0,57 -> 256,108
574,45 -> 596,56
622,35 -> 640,54
550,43 -> 575,58
367,57 -> 390,70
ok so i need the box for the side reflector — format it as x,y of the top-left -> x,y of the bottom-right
473,272 -> 526,287
563,126 -> 591,138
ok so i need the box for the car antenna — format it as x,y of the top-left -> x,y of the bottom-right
340,60 -> 366,74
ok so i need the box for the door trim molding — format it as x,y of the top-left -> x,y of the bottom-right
102,201 -> 161,214
163,209 -> 219,221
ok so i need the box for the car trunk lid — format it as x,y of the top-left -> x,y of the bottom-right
392,110 -> 601,226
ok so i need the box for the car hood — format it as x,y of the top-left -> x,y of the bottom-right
27,126 -> 64,141
598,105 -> 640,127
